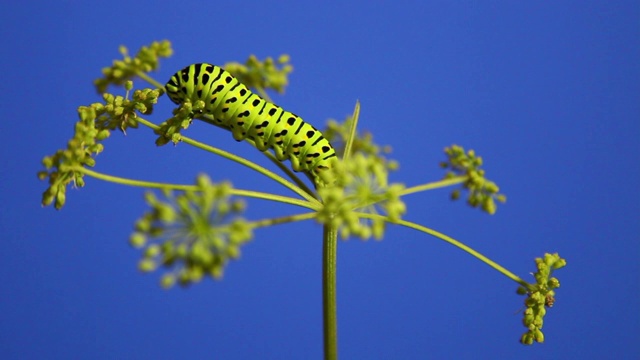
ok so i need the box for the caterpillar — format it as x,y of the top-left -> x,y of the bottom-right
165,63 -> 336,181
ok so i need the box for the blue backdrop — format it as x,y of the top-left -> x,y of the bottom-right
2,1 -> 638,359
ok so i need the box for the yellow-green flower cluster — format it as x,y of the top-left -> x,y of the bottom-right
94,40 -> 173,94
317,154 -> 406,240
38,82 -> 160,209
154,98 -> 203,146
130,175 -> 253,288
517,253 -> 566,345
224,54 -> 292,94
97,82 -> 160,133
441,144 -> 506,214
38,107 -> 109,209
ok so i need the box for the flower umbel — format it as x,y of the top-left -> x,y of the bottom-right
130,175 -> 253,288
38,104 -> 110,209
441,144 -> 507,214
94,40 -> 172,93
317,154 -> 406,240
98,82 -> 160,133
154,98 -> 201,146
38,83 -> 160,209
517,253 -> 566,344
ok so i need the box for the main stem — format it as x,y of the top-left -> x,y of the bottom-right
323,224 -> 338,360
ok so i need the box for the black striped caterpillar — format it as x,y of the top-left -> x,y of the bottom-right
165,63 -> 336,181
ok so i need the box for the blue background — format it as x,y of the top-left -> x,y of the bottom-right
2,1 -> 638,359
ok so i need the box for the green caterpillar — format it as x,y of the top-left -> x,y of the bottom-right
165,63 -> 336,181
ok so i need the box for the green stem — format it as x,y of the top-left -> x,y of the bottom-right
136,117 -> 320,205
323,223 -> 339,360
74,166 -> 319,210
75,166 -> 193,189
394,217 -> 531,289
249,212 -> 317,229
197,115 -> 318,198
136,70 -> 165,89
400,176 -> 467,197
266,154 -> 318,197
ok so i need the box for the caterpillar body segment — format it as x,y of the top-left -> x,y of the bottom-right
165,63 -> 336,181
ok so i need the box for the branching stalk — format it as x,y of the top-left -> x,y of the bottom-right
323,223 -> 339,360
75,166 -> 319,210
136,117 -> 320,205
400,176 -> 467,196
136,70 -> 165,89
359,213 -> 531,289
250,212 -> 317,229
